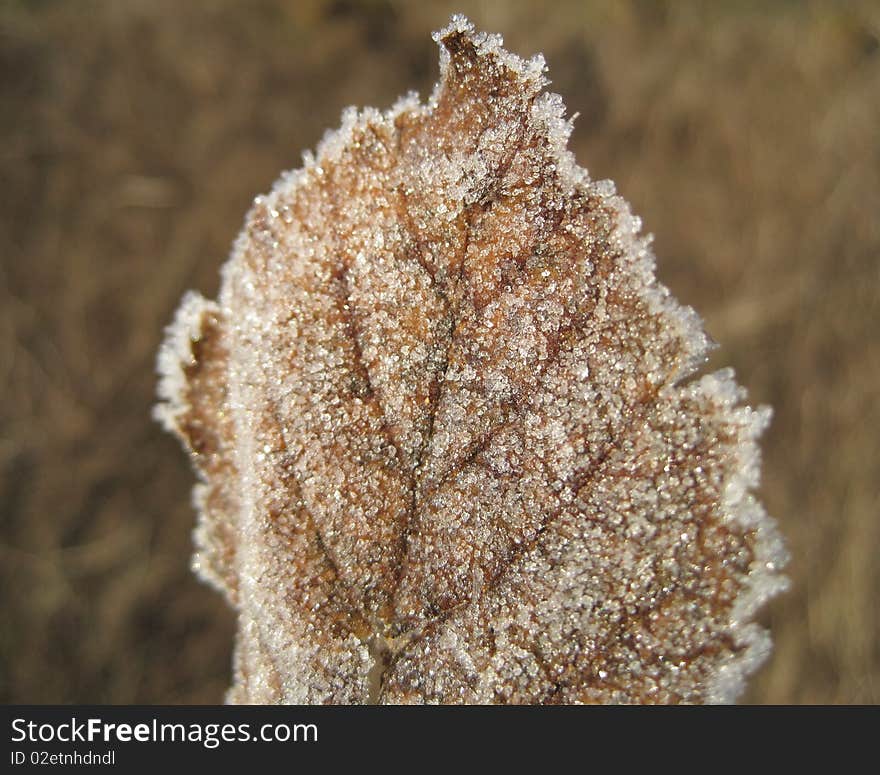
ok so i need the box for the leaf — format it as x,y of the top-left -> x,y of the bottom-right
155,16 -> 788,704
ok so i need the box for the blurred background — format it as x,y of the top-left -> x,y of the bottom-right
1,0 -> 877,704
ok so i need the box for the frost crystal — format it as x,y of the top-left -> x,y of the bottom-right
155,16 -> 788,704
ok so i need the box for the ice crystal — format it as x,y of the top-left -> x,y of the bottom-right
155,16 -> 788,704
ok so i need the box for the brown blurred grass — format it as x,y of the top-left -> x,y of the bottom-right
0,0 -> 877,703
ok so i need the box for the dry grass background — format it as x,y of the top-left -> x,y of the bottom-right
0,0 -> 877,704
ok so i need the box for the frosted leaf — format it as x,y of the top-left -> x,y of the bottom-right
155,15 -> 788,704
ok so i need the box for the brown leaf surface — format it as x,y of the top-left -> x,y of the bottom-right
156,16 -> 787,704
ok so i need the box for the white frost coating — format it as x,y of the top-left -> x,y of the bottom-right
156,15 -> 787,704
689,370 -> 790,703
154,290 -> 216,432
